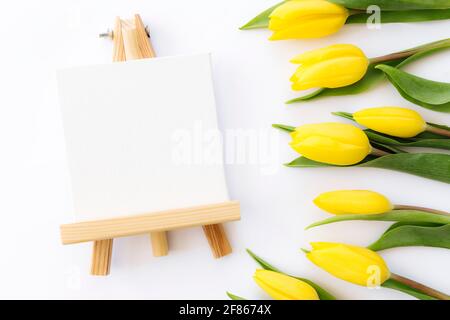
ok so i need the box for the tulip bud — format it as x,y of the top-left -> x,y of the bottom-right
314,190 -> 393,215
269,0 -> 349,40
353,107 -> 427,138
306,243 -> 390,287
253,270 -> 319,300
290,123 -> 371,166
289,44 -> 369,90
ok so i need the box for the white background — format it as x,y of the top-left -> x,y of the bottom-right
0,0 -> 449,299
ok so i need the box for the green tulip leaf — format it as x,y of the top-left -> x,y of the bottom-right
384,221 -> 443,232
347,8 -> 450,23
286,153 -> 450,183
359,153 -> 450,183
376,64 -> 450,112
286,155 -> 380,167
306,210 -> 450,230
226,292 -> 246,300
329,0 -> 450,10
246,249 -> 336,300
332,111 -> 355,121
286,156 -> 343,167
239,1 -> 285,30
246,249 -> 283,273
272,123 -> 295,133
365,131 -> 450,150
368,223 -> 450,251
382,279 -> 437,300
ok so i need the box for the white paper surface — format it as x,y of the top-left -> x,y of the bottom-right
57,54 -> 229,220
2,0 -> 450,300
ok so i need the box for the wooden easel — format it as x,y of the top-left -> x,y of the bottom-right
61,15 -> 240,276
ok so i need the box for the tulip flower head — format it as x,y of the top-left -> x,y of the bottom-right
306,242 -> 391,288
314,190 -> 393,215
253,270 -> 319,300
353,107 -> 427,138
290,123 -> 371,166
290,44 -> 369,91
269,0 -> 349,40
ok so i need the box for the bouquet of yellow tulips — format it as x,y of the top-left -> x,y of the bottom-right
241,0 -> 450,38
239,0 -> 449,302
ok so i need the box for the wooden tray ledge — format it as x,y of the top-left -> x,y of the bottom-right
60,201 -> 240,244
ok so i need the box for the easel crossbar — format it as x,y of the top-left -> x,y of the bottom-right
61,201 -> 240,244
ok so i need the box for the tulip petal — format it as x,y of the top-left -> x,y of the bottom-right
291,136 -> 370,165
307,242 -> 390,287
269,15 -> 347,40
291,56 -> 369,90
290,123 -> 371,166
290,44 -> 366,65
354,107 -> 427,138
268,0 -> 349,39
313,190 -> 393,215
310,242 -> 339,250
247,249 -> 337,300
269,0 -> 348,23
293,123 -> 369,146
254,270 -> 320,300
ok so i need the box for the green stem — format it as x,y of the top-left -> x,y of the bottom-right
389,273 -> 450,300
394,205 -> 449,216
426,124 -> 450,138
370,146 -> 390,157
348,9 -> 365,16
369,38 -> 450,64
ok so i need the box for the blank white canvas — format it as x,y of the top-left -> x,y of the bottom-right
57,53 -> 229,221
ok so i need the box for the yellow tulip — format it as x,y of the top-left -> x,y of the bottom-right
253,270 -> 319,300
314,190 -> 393,215
306,242 -> 390,287
290,123 -> 371,166
269,0 -> 349,40
353,107 -> 427,138
290,44 -> 369,90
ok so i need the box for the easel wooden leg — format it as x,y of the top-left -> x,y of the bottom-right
150,232 -> 169,257
91,239 -> 113,276
121,15 -> 170,258
202,224 -> 232,258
